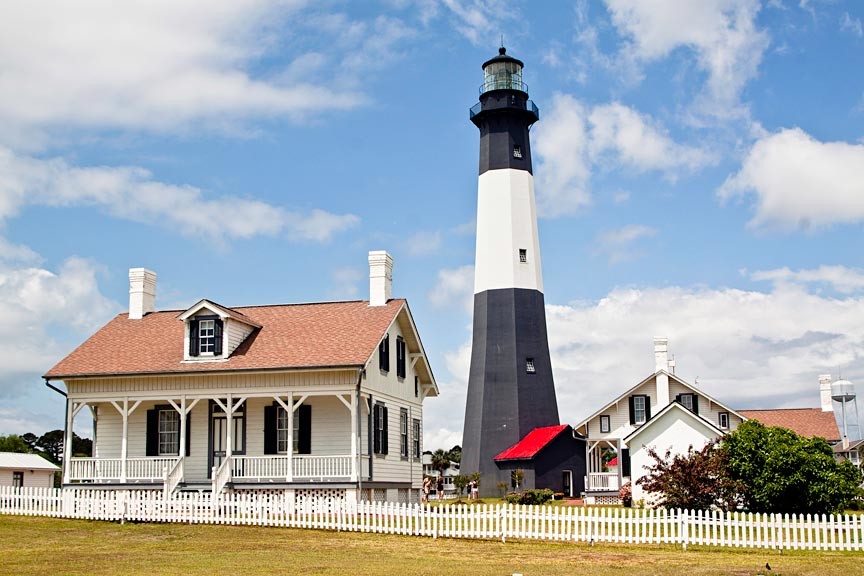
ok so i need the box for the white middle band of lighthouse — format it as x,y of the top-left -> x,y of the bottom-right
474,167 -> 544,294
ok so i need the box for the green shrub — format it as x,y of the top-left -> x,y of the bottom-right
503,488 -> 554,505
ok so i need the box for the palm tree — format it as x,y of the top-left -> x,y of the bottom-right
431,449 -> 451,474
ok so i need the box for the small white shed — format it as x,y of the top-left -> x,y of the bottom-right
0,452 -> 60,488
624,402 -> 724,505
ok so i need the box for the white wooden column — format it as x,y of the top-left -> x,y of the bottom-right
62,400 -> 74,484
178,397 -> 187,457
287,392 -> 294,482
351,393 -> 358,481
226,393 -> 233,459
617,438 -> 624,490
121,399 -> 129,482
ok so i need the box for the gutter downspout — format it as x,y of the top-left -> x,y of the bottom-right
44,378 -> 68,484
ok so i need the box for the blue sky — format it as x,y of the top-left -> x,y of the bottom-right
1,0 -> 863,449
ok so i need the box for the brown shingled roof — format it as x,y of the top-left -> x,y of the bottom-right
45,299 -> 405,378
739,408 -> 840,442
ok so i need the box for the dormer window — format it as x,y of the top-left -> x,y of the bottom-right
199,319 -> 215,354
189,316 -> 223,357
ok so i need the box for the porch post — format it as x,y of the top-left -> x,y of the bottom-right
120,398 -> 129,483
62,399 -> 74,484
178,397 -> 187,459
351,393 -> 358,482
616,438 -> 623,491
286,392 -> 294,482
226,393 -> 233,459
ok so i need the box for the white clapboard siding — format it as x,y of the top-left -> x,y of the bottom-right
2,486 -> 863,552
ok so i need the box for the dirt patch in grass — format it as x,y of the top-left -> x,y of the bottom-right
0,515 -> 860,576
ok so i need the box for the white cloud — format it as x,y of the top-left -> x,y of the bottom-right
329,266 -> 362,300
439,0 -> 514,45
423,339 -> 472,451
405,230 -> 443,256
547,282 -> 864,425
0,256 -> 119,375
533,93 -> 591,217
0,148 -> 359,243
840,12 -> 864,37
428,265 -> 474,312
604,0 -> 770,119
533,95 -> 711,217
718,128 -> 864,229
751,265 -> 864,295
588,103 -> 714,172
0,1 -> 366,143
595,224 -> 657,264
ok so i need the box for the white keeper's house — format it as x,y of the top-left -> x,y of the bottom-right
575,338 -> 745,505
44,251 -> 437,504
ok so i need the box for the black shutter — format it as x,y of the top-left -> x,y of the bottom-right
645,396 -> 652,421
675,394 -> 681,404
189,319 -> 200,357
264,404 -> 277,455
692,395 -> 699,415
214,319 -> 223,355
628,396 -> 636,425
146,409 -> 159,456
373,404 -> 381,454
382,406 -> 389,454
621,449 -> 631,477
396,337 -> 406,378
185,412 -> 191,457
298,404 -> 311,455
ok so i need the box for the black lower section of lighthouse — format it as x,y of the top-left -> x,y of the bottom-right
462,288 -> 560,495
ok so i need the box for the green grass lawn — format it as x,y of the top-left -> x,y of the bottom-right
1,514 -> 861,576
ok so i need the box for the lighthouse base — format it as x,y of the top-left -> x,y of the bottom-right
461,287 -> 560,497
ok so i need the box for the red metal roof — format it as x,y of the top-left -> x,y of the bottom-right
739,408 -> 840,442
494,425 -> 569,461
45,299 -> 405,378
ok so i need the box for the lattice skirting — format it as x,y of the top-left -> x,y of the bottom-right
585,494 -> 621,506
295,488 -> 347,513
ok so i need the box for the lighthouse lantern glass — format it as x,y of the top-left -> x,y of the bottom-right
483,60 -> 523,92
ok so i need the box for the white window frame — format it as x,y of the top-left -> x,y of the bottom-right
12,471 -> 23,488
412,418 -> 421,458
198,319 -> 215,355
718,412 -> 729,430
599,415 -> 611,434
680,393 -> 694,411
633,396 -> 647,425
400,409 -> 409,458
158,409 -> 180,456
276,407 -> 290,454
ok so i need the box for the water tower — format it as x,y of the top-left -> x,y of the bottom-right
831,379 -> 859,448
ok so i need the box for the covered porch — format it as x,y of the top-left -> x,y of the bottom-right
64,389 -> 370,494
584,439 -> 629,495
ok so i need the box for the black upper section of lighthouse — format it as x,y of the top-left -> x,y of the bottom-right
470,47 -> 539,175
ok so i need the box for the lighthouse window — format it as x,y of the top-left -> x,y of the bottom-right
513,145 -> 522,158
526,358 -> 536,374
519,249 -> 527,263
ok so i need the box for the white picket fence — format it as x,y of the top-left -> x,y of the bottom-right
1,486 -> 863,551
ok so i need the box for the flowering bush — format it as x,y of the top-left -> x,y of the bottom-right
619,482 -> 632,507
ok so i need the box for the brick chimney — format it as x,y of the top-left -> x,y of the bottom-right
654,337 -> 670,407
129,268 -> 157,319
368,251 -> 393,307
819,374 -> 834,413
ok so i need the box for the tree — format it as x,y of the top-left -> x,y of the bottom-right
637,441 -> 741,511
448,445 -> 462,464
431,449 -> 451,474
721,420 -> 861,515
34,430 -> 65,464
0,434 -> 29,453
453,474 -> 470,499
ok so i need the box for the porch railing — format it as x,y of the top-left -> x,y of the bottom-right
230,455 -> 353,481
212,457 -> 232,495
586,472 -> 620,492
293,455 -> 352,479
68,457 -> 179,483
164,458 -> 184,498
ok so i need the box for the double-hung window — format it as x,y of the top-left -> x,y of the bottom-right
158,409 -> 180,455
718,412 -> 729,430
599,415 -> 611,433
633,396 -> 647,425
373,403 -> 388,455
400,408 -> 409,458
396,336 -> 406,379
198,319 -> 215,354
412,418 -> 421,458
12,471 -> 23,488
276,407 -> 290,453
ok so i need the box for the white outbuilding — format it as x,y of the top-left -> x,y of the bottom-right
0,452 -> 59,488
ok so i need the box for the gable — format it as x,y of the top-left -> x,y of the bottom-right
624,402 -> 723,447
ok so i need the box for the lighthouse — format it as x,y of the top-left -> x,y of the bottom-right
461,48 -> 560,496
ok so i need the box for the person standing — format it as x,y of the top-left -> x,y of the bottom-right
422,476 -> 431,504
436,475 -> 444,501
